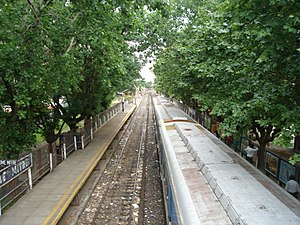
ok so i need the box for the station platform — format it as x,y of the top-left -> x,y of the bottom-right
0,102 -> 137,225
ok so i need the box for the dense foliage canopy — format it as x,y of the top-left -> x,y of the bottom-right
0,0 -> 169,159
154,0 -> 300,168
1,0 -> 299,167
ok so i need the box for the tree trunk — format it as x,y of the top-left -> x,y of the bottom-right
84,116 -> 91,127
45,130 -> 57,145
257,141 -> 268,171
67,121 -> 77,132
294,135 -> 300,153
48,142 -> 57,168
252,124 -> 279,171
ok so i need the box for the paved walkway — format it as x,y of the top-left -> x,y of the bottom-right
0,102 -> 137,225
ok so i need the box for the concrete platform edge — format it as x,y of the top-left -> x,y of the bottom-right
42,105 -> 136,225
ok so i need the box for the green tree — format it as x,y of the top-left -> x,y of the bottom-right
56,0 -> 141,130
32,0 -> 82,144
153,0 -> 300,170
0,1 -> 79,158
218,0 -> 300,169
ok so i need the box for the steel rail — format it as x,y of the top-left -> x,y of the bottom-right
90,95 -> 148,225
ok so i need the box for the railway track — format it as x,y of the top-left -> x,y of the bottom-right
75,94 -> 166,225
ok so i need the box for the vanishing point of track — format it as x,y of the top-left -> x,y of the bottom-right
76,94 -> 166,225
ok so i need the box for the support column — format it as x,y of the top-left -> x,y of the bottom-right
28,168 -> 33,190
74,136 -> 77,150
50,153 -> 53,171
63,143 -> 67,159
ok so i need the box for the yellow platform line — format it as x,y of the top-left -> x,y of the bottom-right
41,106 -> 136,225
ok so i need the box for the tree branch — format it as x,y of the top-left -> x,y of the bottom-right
43,0 -> 54,7
64,37 -> 76,54
53,96 -> 67,116
27,0 -> 40,22
54,121 -> 66,140
252,126 -> 260,140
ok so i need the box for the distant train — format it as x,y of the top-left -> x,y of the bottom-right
154,96 -> 300,225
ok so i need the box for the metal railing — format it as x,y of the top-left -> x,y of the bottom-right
0,101 -> 123,214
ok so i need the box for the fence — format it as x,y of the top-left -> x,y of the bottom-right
265,150 -> 299,186
58,102 -> 122,159
0,102 -> 123,214
173,99 -> 299,184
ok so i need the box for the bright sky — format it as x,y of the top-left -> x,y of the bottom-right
140,61 -> 155,83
